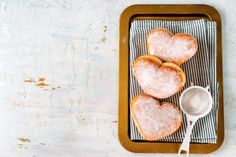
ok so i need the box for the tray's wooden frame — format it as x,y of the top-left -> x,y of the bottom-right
118,4 -> 224,153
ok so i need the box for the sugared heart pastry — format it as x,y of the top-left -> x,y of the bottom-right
147,28 -> 198,65
131,94 -> 182,140
132,55 -> 186,99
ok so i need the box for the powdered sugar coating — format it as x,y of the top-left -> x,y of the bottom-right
133,59 -> 182,99
147,29 -> 173,56
147,29 -> 197,65
131,95 -> 182,140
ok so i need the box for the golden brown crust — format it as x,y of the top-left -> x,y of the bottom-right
132,55 -> 186,98
130,94 -> 150,140
171,33 -> 198,65
147,29 -> 198,65
130,94 -> 182,141
148,28 -> 174,37
146,28 -> 173,60
132,55 -> 162,70
157,101 -> 182,139
161,62 -> 186,93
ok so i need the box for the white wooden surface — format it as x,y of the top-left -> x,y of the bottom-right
0,0 -> 235,157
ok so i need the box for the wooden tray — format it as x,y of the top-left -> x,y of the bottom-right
118,4 -> 224,153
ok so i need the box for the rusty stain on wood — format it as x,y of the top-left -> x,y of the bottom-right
24,77 -> 62,90
18,138 -> 31,143
35,82 -> 49,87
24,79 -> 36,83
38,77 -> 45,82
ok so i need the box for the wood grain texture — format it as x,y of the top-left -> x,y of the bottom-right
0,0 -> 235,157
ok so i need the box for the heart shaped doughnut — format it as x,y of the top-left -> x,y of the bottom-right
132,55 -> 186,99
131,94 -> 182,140
147,28 -> 198,65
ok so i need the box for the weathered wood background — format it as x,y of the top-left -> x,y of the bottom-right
0,0 -> 235,157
